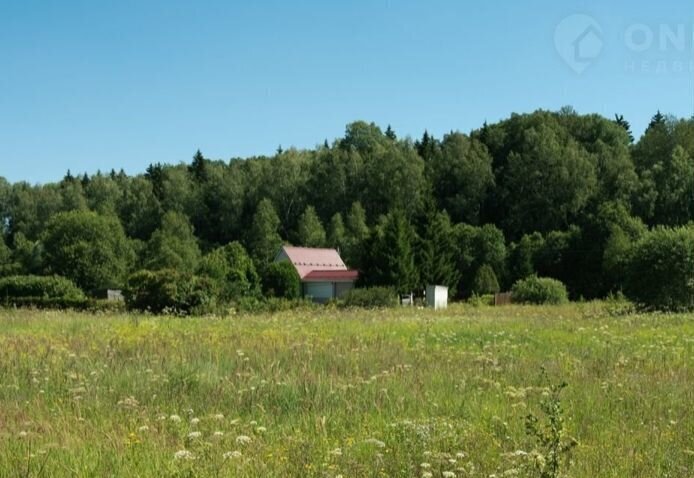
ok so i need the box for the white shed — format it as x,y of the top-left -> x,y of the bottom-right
426,285 -> 448,310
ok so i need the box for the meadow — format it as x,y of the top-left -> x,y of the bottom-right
0,303 -> 691,477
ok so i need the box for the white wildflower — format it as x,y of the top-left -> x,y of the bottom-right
138,425 -> 149,433
364,438 -> 386,448
169,414 -> 182,423
190,417 -> 200,425
443,472 -> 456,478
213,431 -> 224,438
420,462 -> 431,469
223,450 -> 242,460
329,448 -> 343,456
174,449 -> 195,460
422,473 -> 433,478
18,431 -> 28,438
213,413 -> 225,420
235,435 -> 252,445
187,431 -> 202,439
256,426 -> 267,433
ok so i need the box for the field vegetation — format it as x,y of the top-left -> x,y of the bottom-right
0,303 -> 691,477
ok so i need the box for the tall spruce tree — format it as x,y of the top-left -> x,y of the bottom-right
418,211 -> 460,291
363,210 -> 418,294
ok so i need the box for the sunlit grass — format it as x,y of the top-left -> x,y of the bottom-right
0,303 -> 691,477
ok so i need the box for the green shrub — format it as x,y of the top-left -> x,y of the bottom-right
341,287 -> 398,308
262,261 -> 301,299
511,275 -> 568,305
468,293 -> 495,307
124,269 -> 217,315
624,226 -> 694,311
0,275 -> 85,301
472,264 -> 500,295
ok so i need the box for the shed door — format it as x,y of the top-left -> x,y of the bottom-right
304,282 -> 334,303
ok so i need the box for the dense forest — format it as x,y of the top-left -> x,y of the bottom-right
1,107 -> 693,306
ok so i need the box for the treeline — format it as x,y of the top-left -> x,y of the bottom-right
1,107 -> 693,309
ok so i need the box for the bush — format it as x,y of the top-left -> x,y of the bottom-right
624,226 -> 694,311
0,275 -> 85,301
124,269 -> 217,315
341,287 -> 398,308
472,264 -> 500,295
511,275 -> 568,305
262,261 -> 301,299
467,293 -> 494,307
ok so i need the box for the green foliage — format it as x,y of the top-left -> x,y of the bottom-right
341,286 -> 398,308
472,264 -> 500,295
456,223 -> 507,296
418,211 -> 460,290
144,211 -> 201,273
523,375 -> 578,478
327,212 -> 346,250
197,242 -> 260,300
124,269 -> 217,315
0,275 -> 85,301
512,276 -> 568,305
296,205 -> 326,247
362,210 -> 418,294
343,202 -> 370,268
624,226 -> 694,311
427,132 -> 494,224
262,261 -> 301,299
247,198 -> 283,265
42,211 -> 134,293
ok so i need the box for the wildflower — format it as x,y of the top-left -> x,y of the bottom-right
18,431 -> 28,438
364,438 -> 386,448
169,414 -> 182,423
138,425 -> 149,433
256,426 -> 267,433
187,431 -> 202,439
235,435 -> 252,445
443,472 -> 456,478
329,448 -> 342,456
213,431 -> 224,438
422,473 -> 433,478
223,450 -> 242,460
420,463 -> 431,469
213,413 -> 225,420
174,449 -> 195,460
190,417 -> 200,425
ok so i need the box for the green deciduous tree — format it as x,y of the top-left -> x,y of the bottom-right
144,211 -> 201,273
247,199 -> 283,266
42,211 -> 134,292
296,205 -> 326,247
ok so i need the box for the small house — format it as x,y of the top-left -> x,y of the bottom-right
274,246 -> 358,303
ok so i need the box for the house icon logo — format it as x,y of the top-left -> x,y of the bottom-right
555,14 -> 603,74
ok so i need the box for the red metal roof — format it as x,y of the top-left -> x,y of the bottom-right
277,246 -> 358,281
303,270 -> 359,282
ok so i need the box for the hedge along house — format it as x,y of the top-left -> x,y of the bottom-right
274,246 -> 359,303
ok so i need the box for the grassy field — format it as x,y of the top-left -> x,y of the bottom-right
0,304 -> 692,477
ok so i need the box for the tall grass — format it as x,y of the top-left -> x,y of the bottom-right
0,303 -> 691,477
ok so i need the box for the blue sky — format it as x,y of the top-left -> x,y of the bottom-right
2,0 -> 694,183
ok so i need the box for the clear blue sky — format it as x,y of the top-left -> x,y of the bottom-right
2,0 -> 693,183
